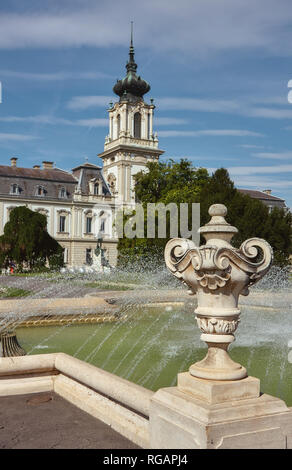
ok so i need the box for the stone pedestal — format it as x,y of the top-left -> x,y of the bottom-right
159,204 -> 292,448
149,375 -> 292,449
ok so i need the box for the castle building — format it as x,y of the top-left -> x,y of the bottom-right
0,35 -> 163,268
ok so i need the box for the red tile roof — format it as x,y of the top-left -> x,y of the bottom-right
0,165 -> 77,183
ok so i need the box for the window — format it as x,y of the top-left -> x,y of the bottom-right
59,215 -> 66,233
10,184 -> 20,195
117,114 -> 121,137
59,187 -> 67,198
134,112 -> 141,138
36,186 -> 45,197
100,219 -> 105,233
86,217 -> 92,234
94,183 -> 99,195
86,248 -> 92,265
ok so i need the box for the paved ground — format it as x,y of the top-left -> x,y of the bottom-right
0,392 -> 139,449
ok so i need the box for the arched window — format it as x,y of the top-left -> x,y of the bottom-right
59,187 -> 67,198
35,185 -> 45,197
10,184 -> 20,195
94,183 -> 99,195
117,114 -> 121,138
134,112 -> 141,139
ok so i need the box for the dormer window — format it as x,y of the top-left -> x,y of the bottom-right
59,187 -> 67,199
94,183 -> 99,195
36,185 -> 45,197
10,184 -> 20,195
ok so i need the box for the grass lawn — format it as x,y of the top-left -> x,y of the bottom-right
0,287 -> 32,298
84,282 -> 135,291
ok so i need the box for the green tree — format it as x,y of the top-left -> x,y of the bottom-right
117,159 -> 209,267
118,162 -> 291,268
0,206 -> 64,271
199,168 -> 292,265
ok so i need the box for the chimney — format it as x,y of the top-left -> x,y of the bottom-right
263,189 -> 272,195
42,161 -> 53,169
33,165 -> 41,169
10,157 -> 18,167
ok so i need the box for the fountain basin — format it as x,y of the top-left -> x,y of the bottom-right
14,302 -> 292,407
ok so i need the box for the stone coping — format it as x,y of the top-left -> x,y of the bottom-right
0,353 -> 154,448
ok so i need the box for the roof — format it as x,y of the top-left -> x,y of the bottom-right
0,165 -> 77,183
238,189 -> 285,202
71,163 -> 102,172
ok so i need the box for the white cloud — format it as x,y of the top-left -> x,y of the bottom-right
0,133 -> 38,141
157,96 -> 292,120
1,0 -> 292,56
67,96 -> 113,110
158,129 -> 264,137
75,118 -> 108,127
155,117 -> 187,125
64,93 -> 292,122
252,151 -> 292,159
238,144 -> 265,149
0,115 -> 108,127
231,175 -> 292,190
0,70 -> 111,81
157,97 -> 239,113
224,165 -> 292,175
247,107 -> 292,119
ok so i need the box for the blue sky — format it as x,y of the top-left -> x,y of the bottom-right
1,0 -> 292,207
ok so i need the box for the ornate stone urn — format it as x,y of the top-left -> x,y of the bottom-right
165,204 -> 273,381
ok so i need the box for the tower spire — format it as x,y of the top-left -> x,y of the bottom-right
130,21 -> 133,47
113,22 -> 150,102
127,21 -> 136,72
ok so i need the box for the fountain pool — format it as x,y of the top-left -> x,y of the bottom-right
16,300 -> 292,405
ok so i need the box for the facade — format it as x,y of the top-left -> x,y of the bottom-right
0,36 -> 163,268
0,159 -> 118,267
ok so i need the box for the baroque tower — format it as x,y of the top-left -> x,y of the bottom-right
99,27 -> 164,208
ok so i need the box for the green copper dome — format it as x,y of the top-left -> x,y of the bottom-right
113,31 -> 150,103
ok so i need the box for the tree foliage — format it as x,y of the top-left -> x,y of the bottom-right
118,160 -> 291,268
0,206 -> 64,271
118,160 -> 209,267
199,168 -> 292,265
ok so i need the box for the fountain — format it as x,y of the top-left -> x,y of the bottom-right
0,203 -> 291,448
149,203 -> 292,448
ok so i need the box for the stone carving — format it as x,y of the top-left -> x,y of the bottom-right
165,204 -> 273,381
196,316 -> 240,334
